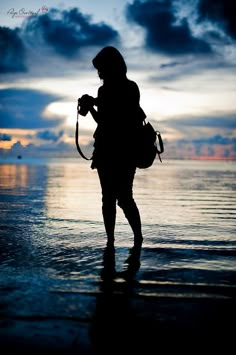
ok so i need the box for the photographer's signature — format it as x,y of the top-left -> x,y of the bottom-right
7,6 -> 48,18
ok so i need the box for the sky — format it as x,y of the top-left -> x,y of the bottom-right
0,0 -> 236,160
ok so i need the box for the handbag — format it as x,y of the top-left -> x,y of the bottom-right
136,120 -> 164,169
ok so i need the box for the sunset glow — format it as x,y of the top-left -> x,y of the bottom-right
0,0 -> 235,160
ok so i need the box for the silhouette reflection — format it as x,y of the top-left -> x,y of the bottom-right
100,245 -> 116,283
90,243 -> 142,354
116,244 -> 142,284
101,243 -> 142,284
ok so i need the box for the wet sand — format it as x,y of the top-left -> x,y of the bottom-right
0,250 -> 235,355
0,296 -> 234,354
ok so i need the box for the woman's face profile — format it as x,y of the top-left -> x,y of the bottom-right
97,69 -> 116,82
98,71 -> 104,80
98,69 -> 112,81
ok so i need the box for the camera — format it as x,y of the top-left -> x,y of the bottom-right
78,95 -> 93,116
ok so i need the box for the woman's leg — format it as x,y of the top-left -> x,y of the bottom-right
117,168 -> 143,246
97,168 -> 116,245
121,199 -> 143,246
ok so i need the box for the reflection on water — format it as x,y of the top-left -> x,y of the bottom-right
0,164 -> 29,189
0,158 -> 235,304
45,160 -> 101,222
101,243 -> 142,283
90,244 -> 143,354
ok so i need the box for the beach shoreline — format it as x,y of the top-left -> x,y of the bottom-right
0,288 -> 235,354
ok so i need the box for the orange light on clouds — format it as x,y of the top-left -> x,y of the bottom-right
0,140 -> 12,149
0,129 -> 35,149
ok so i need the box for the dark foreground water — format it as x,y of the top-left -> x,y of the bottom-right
0,158 -> 235,353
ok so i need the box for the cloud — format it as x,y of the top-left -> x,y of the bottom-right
166,114 -> 236,129
180,135 -> 236,145
160,113 -> 236,156
3,140 -> 77,158
126,0 -> 212,56
179,134 -> 236,158
0,8 -> 119,74
36,130 -> 64,142
0,27 -> 26,73
160,60 -> 189,69
0,133 -> 12,141
163,133 -> 236,159
197,0 -> 236,40
156,55 -> 236,83
22,8 -> 119,58
0,88 -> 64,129
10,141 -> 23,150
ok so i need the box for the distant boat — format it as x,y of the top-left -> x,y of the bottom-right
17,155 -> 22,159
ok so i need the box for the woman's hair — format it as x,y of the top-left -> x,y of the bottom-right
92,46 -> 127,78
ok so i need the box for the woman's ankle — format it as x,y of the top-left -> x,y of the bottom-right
106,236 -> 115,247
134,235 -> 143,247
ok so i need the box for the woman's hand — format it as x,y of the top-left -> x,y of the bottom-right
78,94 -> 95,109
78,94 -> 98,121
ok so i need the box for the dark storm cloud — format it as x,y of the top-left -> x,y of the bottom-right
197,0 -> 236,40
126,0 -> 212,55
0,88 -> 63,129
23,8 -> 119,58
0,133 -> 12,141
0,27 -> 26,73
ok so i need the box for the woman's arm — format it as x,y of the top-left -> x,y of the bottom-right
78,94 -> 99,122
90,87 -> 103,123
89,105 -> 99,123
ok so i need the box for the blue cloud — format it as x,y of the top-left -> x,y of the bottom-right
164,114 -> 236,129
0,27 -> 26,73
36,130 -> 64,141
197,0 -> 236,40
190,135 -> 236,145
23,8 -> 119,58
176,134 -> 236,158
126,0 -> 212,56
0,133 -> 12,141
0,88 -> 63,129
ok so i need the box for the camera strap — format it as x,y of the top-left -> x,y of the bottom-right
75,111 -> 92,161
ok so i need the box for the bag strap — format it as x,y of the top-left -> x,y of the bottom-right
75,110 -> 164,164
143,119 -> 164,162
75,111 -> 92,161
156,130 -> 164,163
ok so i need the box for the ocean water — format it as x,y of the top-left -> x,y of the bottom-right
0,158 -> 235,321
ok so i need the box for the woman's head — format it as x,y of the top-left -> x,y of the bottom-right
92,46 -> 127,81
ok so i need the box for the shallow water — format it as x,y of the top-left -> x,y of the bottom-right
0,158 -> 235,320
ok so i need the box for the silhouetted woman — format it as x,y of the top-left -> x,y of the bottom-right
79,46 -> 145,248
